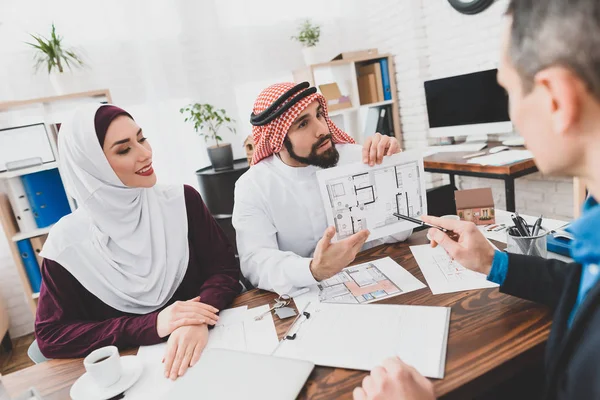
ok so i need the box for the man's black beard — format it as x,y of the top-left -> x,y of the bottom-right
283,134 -> 340,169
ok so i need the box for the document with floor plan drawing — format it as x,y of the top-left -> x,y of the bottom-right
318,256 -> 425,304
410,244 -> 498,294
316,150 -> 428,242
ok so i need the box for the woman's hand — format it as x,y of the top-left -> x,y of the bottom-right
163,324 -> 209,380
156,296 -> 219,338
362,132 -> 401,166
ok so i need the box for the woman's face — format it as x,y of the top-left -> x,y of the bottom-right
102,115 -> 157,188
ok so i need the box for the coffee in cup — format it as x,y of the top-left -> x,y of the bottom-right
83,346 -> 122,388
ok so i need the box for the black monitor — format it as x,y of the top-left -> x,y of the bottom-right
424,69 -> 511,137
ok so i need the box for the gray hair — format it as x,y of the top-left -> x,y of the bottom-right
507,0 -> 600,100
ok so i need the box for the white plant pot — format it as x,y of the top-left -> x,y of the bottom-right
48,71 -> 73,95
302,46 -> 319,66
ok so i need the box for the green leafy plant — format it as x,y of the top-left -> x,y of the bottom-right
291,20 -> 321,48
26,23 -> 84,74
180,103 -> 236,147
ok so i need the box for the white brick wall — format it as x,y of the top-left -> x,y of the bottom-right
362,0 -> 573,220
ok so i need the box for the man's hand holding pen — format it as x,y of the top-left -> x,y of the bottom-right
421,215 -> 496,275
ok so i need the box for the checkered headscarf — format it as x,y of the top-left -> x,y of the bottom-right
251,82 -> 355,165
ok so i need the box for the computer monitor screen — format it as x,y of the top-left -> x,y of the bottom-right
424,69 -> 512,137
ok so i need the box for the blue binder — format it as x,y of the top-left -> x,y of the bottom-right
547,233 -> 573,257
379,59 -> 392,101
21,168 -> 71,228
16,239 -> 42,293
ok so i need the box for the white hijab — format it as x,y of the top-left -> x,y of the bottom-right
41,104 -> 189,314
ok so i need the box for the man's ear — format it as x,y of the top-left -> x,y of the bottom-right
534,67 -> 584,137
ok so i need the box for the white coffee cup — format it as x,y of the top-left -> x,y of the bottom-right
83,346 -> 122,388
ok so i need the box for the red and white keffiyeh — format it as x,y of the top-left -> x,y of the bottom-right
251,82 -> 355,165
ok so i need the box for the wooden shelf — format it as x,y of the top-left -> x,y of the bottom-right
0,162 -> 59,179
0,89 -> 112,111
0,90 -> 112,317
308,53 -> 392,69
293,54 -> 402,145
360,99 -> 394,109
12,226 -> 53,242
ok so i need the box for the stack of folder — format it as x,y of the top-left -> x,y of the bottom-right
16,238 -> 43,293
356,59 -> 392,105
6,168 -> 71,233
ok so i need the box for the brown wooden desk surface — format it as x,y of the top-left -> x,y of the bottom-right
423,142 -> 537,176
2,231 -> 551,400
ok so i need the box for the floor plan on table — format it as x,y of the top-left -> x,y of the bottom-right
317,150 -> 427,242
319,262 -> 401,303
410,244 -> 498,294
317,256 -> 426,304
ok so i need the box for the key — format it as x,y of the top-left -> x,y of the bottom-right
254,303 -> 284,321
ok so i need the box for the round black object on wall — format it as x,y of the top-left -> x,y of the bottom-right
448,0 -> 494,15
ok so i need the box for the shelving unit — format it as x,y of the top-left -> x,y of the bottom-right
292,53 -> 402,145
0,89 -> 112,316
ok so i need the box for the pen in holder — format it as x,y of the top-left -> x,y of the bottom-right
507,225 -> 548,257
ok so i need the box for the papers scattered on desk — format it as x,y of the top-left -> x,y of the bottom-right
127,305 -> 279,399
410,245 -> 498,295
467,150 -> 533,166
316,150 -> 427,243
317,257 -> 425,304
273,302 -> 451,379
423,143 -> 488,156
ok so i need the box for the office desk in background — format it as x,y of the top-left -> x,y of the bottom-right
2,231 -> 551,400
424,142 -> 538,212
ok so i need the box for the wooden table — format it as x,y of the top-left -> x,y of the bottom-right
424,142 -> 538,212
2,231 -> 551,399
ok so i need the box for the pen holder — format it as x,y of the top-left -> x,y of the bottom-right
507,226 -> 548,257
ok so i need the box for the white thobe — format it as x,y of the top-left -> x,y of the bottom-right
232,144 -> 412,295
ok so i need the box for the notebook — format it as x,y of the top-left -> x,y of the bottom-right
166,349 -> 314,400
273,302 -> 450,379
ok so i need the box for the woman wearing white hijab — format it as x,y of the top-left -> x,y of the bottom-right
35,104 -> 241,380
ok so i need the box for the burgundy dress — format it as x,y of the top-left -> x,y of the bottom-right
34,185 -> 241,358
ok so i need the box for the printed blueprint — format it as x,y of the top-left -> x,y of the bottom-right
317,150 -> 427,242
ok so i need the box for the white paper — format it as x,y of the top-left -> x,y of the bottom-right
318,257 -> 425,304
423,143 -> 487,156
127,305 -> 278,399
478,209 -> 568,244
274,302 -> 450,379
293,285 -> 320,313
316,150 -> 427,242
467,150 -> 533,166
410,244 -> 498,295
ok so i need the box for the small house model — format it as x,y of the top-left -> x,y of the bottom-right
455,188 -> 495,225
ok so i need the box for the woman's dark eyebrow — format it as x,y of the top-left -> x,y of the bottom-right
111,128 -> 142,148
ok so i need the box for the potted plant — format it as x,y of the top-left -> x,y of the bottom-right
26,23 -> 85,94
180,103 -> 237,171
291,19 -> 321,66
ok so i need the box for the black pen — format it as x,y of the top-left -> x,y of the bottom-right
532,215 -> 543,236
512,213 -> 530,236
393,213 -> 460,240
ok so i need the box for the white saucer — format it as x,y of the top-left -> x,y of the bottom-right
70,355 -> 144,400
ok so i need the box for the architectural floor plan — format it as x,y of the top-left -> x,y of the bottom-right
410,244 -> 498,294
317,150 -> 427,242
317,257 -> 426,304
